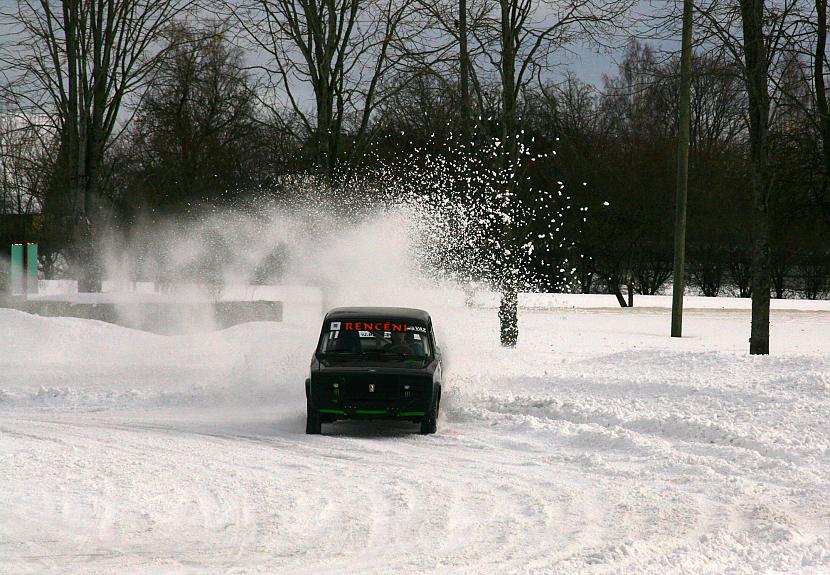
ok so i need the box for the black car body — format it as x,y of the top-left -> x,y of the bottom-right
305,307 -> 442,435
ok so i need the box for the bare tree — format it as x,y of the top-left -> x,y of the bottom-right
469,0 -> 632,345
690,0 -> 805,353
121,24 -> 263,214
796,0 -> 830,224
229,0 -> 441,180
410,0 -> 492,134
0,0 -> 191,290
0,112 -> 55,214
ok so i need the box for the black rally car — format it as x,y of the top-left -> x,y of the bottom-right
305,307 -> 442,435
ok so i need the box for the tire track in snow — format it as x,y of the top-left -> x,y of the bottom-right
0,411 -> 722,573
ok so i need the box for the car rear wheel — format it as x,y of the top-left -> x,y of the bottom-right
306,403 -> 322,435
419,390 -> 440,435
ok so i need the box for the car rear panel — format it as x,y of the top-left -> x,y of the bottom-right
310,371 -> 434,418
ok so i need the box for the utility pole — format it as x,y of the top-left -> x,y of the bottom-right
671,0 -> 693,337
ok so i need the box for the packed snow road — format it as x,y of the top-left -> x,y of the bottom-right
1,298 -> 829,573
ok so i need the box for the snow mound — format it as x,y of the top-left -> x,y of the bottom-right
0,308 -> 313,409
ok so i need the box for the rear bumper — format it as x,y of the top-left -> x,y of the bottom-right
316,406 -> 427,420
307,375 -> 436,419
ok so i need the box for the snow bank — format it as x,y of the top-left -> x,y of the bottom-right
0,307 -> 313,409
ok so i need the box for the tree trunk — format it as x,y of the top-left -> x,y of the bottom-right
63,0 -> 81,218
499,283 -> 518,346
741,0 -> 771,355
771,256 -> 787,298
316,81 -> 334,180
815,0 -> 830,224
499,0 -> 517,169
671,0 -> 693,337
63,0 -> 100,292
459,0 -> 471,142
609,275 -> 628,307
580,270 -> 593,293
78,33 -> 110,293
498,0 -> 519,346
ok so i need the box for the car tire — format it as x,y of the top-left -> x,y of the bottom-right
306,403 -> 322,435
419,389 -> 440,435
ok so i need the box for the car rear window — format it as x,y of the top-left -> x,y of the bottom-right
318,319 -> 431,358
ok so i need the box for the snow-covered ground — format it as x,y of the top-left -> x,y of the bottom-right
1,292 -> 829,574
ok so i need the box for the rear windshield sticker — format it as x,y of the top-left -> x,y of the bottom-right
337,321 -> 423,332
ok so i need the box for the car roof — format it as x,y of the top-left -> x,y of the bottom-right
324,306 -> 431,323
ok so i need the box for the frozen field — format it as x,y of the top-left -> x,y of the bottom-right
1,293 -> 829,574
